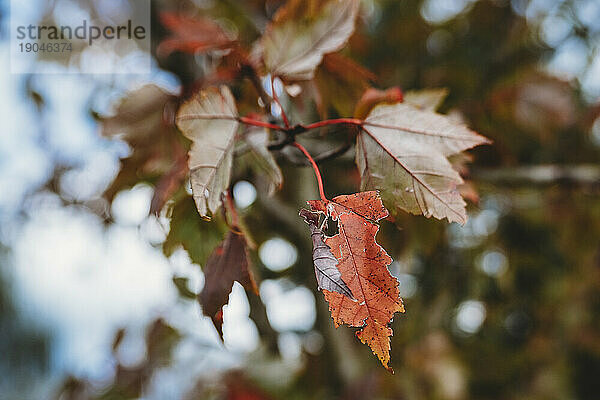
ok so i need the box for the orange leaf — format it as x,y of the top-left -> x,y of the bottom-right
308,191 -> 404,372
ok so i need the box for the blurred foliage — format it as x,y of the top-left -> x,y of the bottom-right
2,0 -> 600,399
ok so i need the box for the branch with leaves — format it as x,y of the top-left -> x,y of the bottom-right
102,0 -> 490,372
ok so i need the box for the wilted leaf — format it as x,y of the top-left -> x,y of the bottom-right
357,102 -> 491,224
244,127 -> 283,195
157,12 -> 236,57
176,86 -> 239,217
260,0 -> 360,81
308,191 -> 404,372
199,228 -> 258,337
299,209 -> 354,299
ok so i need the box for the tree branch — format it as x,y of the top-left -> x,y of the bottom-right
471,164 -> 600,186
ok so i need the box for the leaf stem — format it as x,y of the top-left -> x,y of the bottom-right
293,142 -> 327,202
238,116 -> 284,131
304,118 -> 363,130
271,75 -> 291,128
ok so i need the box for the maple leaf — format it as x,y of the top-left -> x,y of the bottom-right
176,86 -> 239,218
259,0 -> 360,81
307,191 -> 404,372
299,209 -> 354,299
157,13 -> 236,58
199,228 -> 258,338
356,101 -> 491,224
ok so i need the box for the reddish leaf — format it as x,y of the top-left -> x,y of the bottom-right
307,191 -> 404,372
157,12 -> 236,58
357,99 -> 491,224
199,228 -> 258,338
259,0 -> 360,81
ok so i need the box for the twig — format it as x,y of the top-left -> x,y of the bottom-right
293,142 -> 328,202
283,142 -> 352,165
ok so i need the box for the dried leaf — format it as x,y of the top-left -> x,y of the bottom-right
299,209 -> 354,299
244,127 -> 283,195
357,102 -> 491,224
176,86 -> 239,217
157,12 -> 235,57
307,191 -> 404,372
199,229 -> 258,337
260,0 -> 360,81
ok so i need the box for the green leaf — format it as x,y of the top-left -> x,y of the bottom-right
260,0 -> 360,81
356,102 -> 491,224
163,196 -> 228,266
176,86 -> 239,217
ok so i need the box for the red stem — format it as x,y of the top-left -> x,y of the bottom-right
238,116 -> 284,131
304,118 -> 363,130
293,142 -> 327,202
271,75 -> 290,128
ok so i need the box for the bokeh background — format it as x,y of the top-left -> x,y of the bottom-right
1,0 -> 600,399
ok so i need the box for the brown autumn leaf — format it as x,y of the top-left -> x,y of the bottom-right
299,209 -> 354,299
101,84 -> 179,202
157,12 -> 236,58
259,0 -> 360,81
199,228 -> 258,338
357,98 -> 491,224
307,191 -> 404,372
176,86 -> 239,218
